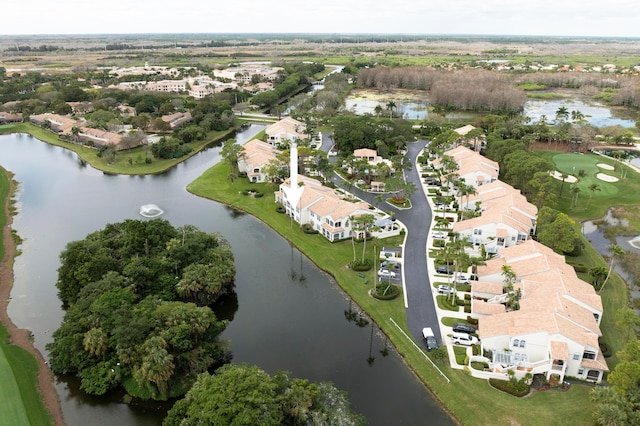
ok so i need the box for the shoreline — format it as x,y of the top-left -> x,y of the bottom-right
0,174 -> 65,425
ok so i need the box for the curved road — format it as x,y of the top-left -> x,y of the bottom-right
320,134 -> 441,347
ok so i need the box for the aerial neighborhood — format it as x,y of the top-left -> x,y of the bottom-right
2,34 -> 640,425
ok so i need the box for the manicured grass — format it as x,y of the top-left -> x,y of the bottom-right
542,151 -> 640,221
0,325 -> 53,426
188,160 -> 599,425
0,123 -> 233,175
0,336 -> 30,426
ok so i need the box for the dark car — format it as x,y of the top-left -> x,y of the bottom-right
422,327 -> 438,351
453,323 -> 477,334
436,265 -> 454,275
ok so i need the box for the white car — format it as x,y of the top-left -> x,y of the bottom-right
437,284 -> 453,294
378,269 -> 397,278
454,274 -> 470,284
431,231 -> 447,239
452,332 -> 478,346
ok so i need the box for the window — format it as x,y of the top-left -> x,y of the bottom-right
513,339 -> 519,348
578,368 -> 584,375
573,353 -> 580,361
473,228 -> 482,235
511,236 -> 516,242
335,221 -> 341,228
583,351 -> 597,360
519,340 -> 526,348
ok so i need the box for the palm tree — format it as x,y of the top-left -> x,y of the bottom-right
598,245 -> 625,294
570,186 -> 581,208
555,106 -> 569,122
468,256 -> 486,276
559,173 -> 568,197
83,327 -> 109,357
374,104 -> 383,117
386,101 -> 396,118
501,265 -> 521,311
586,183 -> 601,209
570,110 -> 585,123
589,266 -> 608,290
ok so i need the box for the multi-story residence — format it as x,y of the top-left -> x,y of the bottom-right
237,139 -> 278,183
452,199 -> 537,254
265,117 -> 308,146
30,113 -> 126,150
434,146 -> 499,188
454,180 -> 538,254
276,174 -> 373,241
213,64 -> 283,83
471,240 -> 608,383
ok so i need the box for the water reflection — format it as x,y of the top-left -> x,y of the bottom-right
343,92 -> 637,128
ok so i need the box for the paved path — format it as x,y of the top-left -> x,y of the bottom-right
321,133 -> 443,347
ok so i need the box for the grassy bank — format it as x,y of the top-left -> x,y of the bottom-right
188,161 -> 596,425
0,123 -> 232,175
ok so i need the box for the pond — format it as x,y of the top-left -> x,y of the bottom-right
1,126 -> 453,426
343,89 -> 637,128
582,211 -> 640,305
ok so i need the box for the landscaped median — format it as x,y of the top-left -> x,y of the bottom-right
187,160 -> 598,425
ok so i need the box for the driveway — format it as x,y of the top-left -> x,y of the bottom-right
321,134 -> 442,348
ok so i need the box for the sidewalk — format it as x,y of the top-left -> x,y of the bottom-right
417,150 -> 476,370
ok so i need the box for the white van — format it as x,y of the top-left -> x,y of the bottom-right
451,332 -> 478,346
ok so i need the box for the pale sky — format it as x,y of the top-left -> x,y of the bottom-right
4,0 -> 640,37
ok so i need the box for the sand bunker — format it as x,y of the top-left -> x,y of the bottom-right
597,163 -> 615,171
549,171 -> 577,183
596,173 -> 619,183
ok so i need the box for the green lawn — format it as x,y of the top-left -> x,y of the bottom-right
0,337 -> 30,426
543,151 -> 640,221
188,160 -> 598,425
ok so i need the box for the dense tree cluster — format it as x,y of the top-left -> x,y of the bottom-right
591,337 -> 640,425
357,67 -> 526,113
429,70 -> 527,113
331,114 -> 414,155
163,364 -> 366,426
251,73 -> 309,108
47,219 -> 236,400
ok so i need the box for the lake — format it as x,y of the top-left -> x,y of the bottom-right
0,127 -> 453,426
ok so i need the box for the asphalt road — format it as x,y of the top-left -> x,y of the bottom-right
321,134 -> 442,347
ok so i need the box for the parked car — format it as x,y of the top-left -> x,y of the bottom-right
422,327 -> 438,351
452,323 -> 476,334
437,284 -> 453,295
378,269 -> 396,278
431,231 -> 447,239
452,332 -> 478,346
436,265 -> 454,275
454,273 -> 469,284
380,260 -> 400,270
